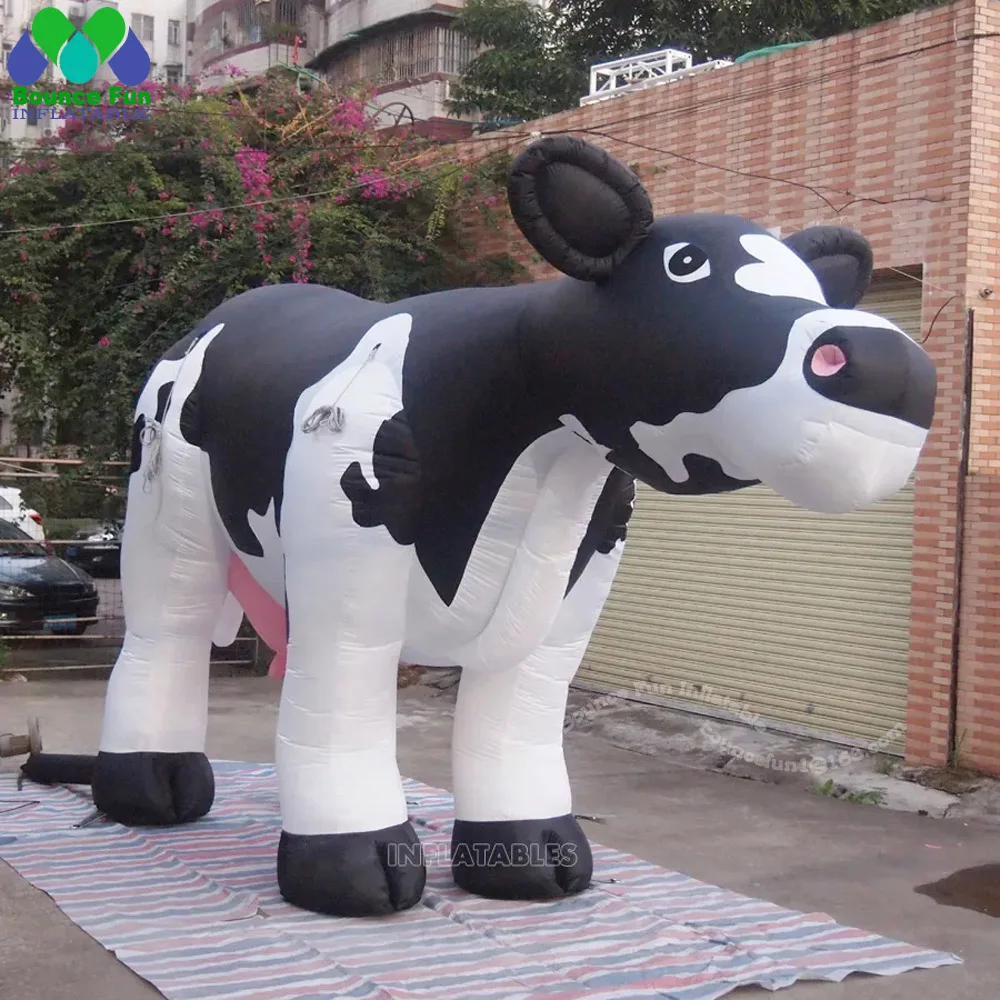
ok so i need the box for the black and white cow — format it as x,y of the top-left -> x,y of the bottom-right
90,137 -> 935,918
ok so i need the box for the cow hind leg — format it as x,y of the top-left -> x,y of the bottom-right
92,332 -> 229,826
450,539 -> 627,900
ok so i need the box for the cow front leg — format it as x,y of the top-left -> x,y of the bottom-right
275,314 -> 424,917
451,535 -> 627,900
276,532 -> 422,917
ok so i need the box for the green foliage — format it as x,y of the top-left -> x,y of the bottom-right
0,70 -> 524,468
813,779 -> 888,806
453,0 -> 951,118
17,473 -> 123,521
448,0 -> 588,121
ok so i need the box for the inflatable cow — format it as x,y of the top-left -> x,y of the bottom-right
91,136 -> 936,917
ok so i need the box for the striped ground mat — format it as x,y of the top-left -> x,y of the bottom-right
0,761 -> 960,1000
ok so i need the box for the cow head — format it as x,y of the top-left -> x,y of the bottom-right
508,136 -> 937,514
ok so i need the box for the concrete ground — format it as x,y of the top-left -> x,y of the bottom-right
1,676 -> 998,1000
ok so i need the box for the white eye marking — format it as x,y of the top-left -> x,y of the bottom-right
663,242 -> 711,283
735,234 -> 826,303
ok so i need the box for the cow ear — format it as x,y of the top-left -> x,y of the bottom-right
507,136 -> 654,282
781,226 -> 874,308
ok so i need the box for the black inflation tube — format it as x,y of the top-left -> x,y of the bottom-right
19,752 -> 97,788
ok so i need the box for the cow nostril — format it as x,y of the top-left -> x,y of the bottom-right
810,343 -> 847,377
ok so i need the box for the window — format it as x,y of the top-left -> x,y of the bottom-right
131,13 -> 154,42
165,64 -> 183,85
168,19 -> 181,47
329,24 -> 478,89
1,42 -> 10,72
25,105 -> 40,127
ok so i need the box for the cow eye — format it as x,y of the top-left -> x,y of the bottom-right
663,243 -> 710,283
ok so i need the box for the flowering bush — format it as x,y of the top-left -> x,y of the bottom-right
0,73 -> 521,463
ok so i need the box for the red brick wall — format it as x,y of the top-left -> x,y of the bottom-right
954,2 -> 1000,771
459,0 -> 1000,770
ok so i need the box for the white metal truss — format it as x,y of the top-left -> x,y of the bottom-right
581,47 -> 733,107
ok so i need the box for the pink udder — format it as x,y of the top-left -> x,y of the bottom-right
811,343 -> 848,377
227,554 -> 288,680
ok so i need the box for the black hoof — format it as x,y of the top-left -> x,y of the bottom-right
450,814 -> 593,900
91,751 -> 214,826
277,822 -> 427,917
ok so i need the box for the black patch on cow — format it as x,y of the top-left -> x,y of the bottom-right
566,469 -> 635,595
154,380 -> 173,423
341,410 -> 421,546
159,280 -> 558,604
129,414 -> 146,476
174,285 -> 374,556
607,446 -> 758,496
127,380 -> 173,477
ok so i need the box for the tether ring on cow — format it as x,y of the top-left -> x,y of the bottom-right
300,343 -> 382,435
302,405 -> 346,433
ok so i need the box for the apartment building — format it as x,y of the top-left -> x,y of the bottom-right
186,0 -> 326,86
306,1 -> 475,130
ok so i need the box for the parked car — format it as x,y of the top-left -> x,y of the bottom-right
0,519 -> 99,635
63,521 -> 122,578
0,485 -> 45,542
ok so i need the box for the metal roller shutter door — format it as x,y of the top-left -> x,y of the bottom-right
577,278 -> 922,748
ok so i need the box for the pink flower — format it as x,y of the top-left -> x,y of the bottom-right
97,335 -> 110,348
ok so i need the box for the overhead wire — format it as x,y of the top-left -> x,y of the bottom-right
1,25 -> 987,336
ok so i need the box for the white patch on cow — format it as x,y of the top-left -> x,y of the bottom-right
735,234 -> 827,304
134,357 -> 184,432
629,308 -> 929,514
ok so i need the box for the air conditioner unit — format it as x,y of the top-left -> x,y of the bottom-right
69,4 -> 83,18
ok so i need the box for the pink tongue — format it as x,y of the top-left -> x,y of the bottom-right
811,343 -> 847,376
